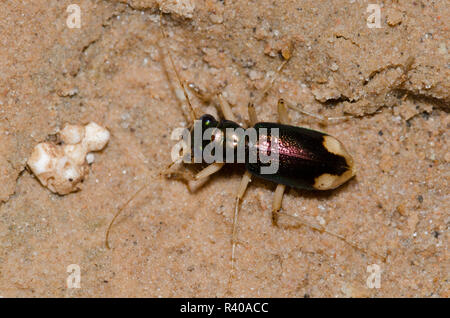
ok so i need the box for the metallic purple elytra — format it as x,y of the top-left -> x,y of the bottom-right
191,115 -> 355,191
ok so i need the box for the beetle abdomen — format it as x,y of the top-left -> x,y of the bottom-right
246,123 -> 355,190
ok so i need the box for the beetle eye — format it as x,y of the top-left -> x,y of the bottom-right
200,114 -> 217,128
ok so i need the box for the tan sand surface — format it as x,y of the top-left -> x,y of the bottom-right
0,0 -> 448,297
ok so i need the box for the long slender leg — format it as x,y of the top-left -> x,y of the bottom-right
249,58 -> 290,123
228,170 -> 252,290
227,101 -> 261,291
285,102 -> 352,125
275,211 -> 386,261
217,93 -> 237,122
258,60 -> 289,105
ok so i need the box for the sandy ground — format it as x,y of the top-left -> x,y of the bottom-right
0,0 -> 448,297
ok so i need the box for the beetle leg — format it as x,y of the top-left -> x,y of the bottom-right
247,102 -> 258,127
277,99 -> 290,124
258,59 -> 289,105
286,102 -> 352,125
275,211 -> 387,262
271,184 -> 286,226
194,162 -> 225,180
217,93 -> 237,122
228,171 -> 252,291
250,51 -> 292,126
184,162 -> 224,192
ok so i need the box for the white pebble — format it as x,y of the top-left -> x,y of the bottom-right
27,122 -> 110,195
86,153 -> 95,164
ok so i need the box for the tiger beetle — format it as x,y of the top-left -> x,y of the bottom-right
106,12 -> 383,291
173,92 -> 357,284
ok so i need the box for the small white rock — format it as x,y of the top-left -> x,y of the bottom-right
84,122 -> 110,152
27,122 -> 110,195
86,153 -> 95,164
60,124 -> 85,144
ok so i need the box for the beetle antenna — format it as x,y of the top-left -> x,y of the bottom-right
105,184 -> 148,249
158,11 -> 198,123
105,159 -> 188,249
